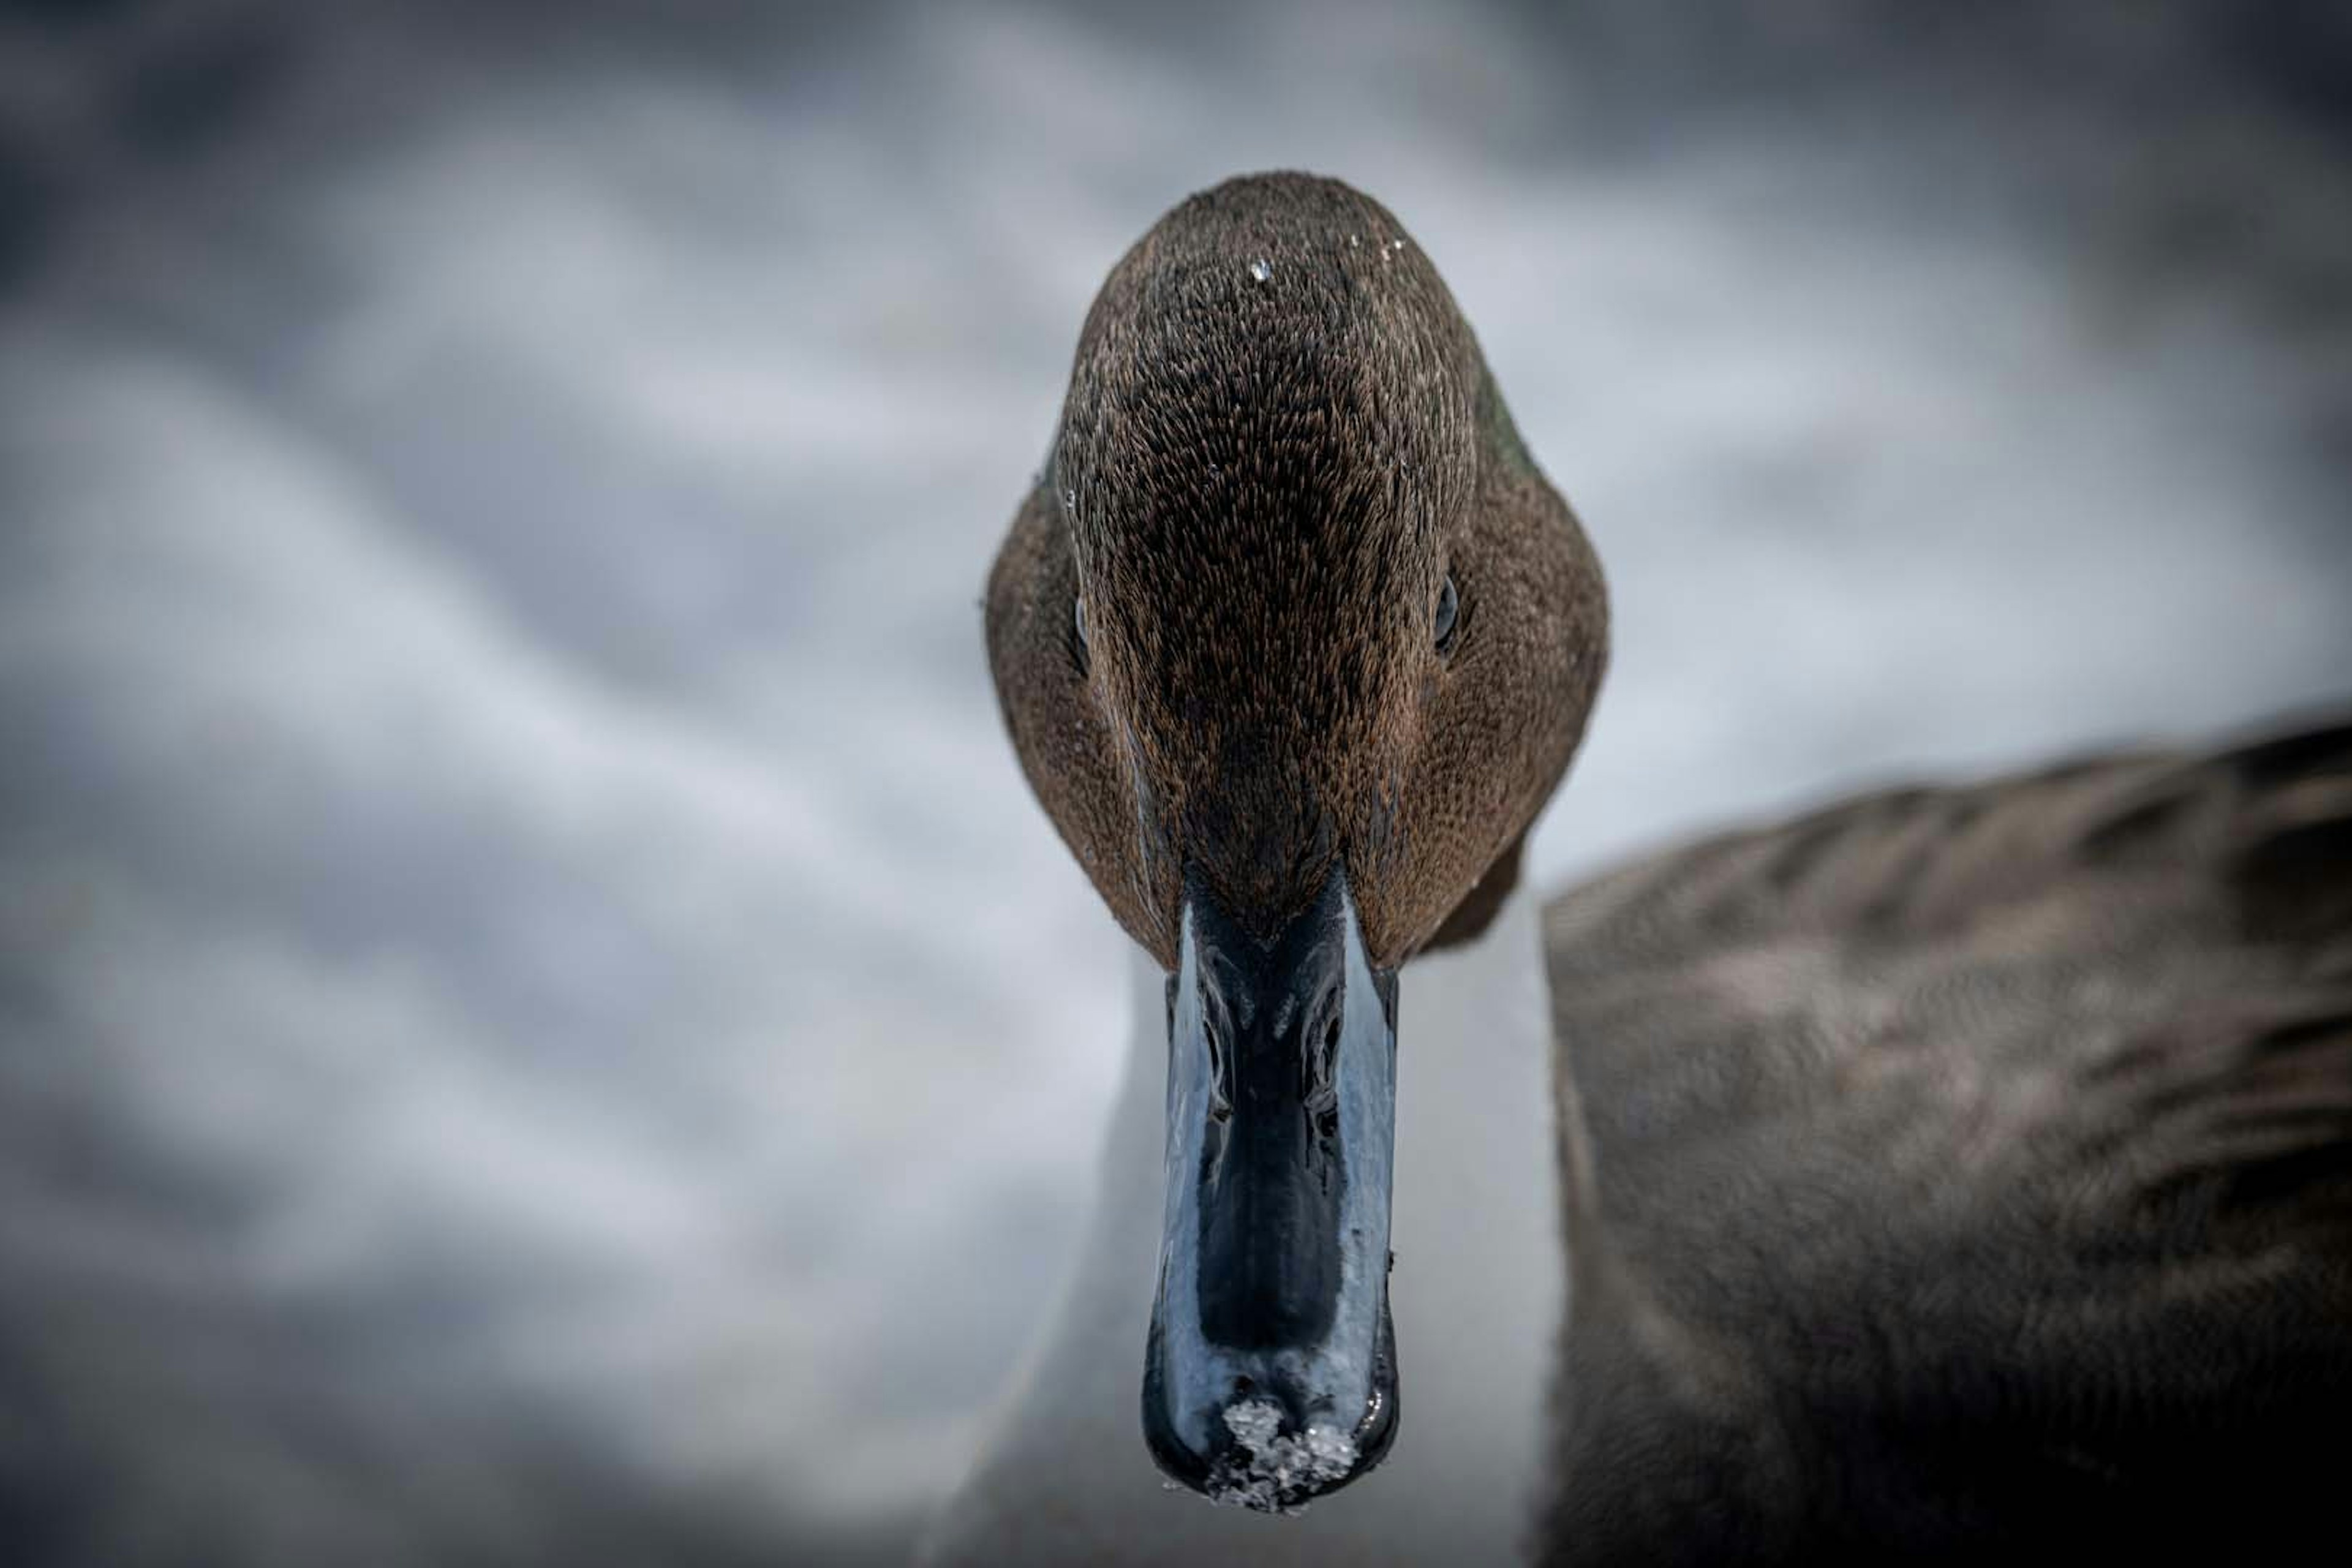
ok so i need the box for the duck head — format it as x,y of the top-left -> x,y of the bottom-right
986,172 -> 1608,1510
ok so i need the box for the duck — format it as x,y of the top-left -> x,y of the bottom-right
922,171 -> 2352,1566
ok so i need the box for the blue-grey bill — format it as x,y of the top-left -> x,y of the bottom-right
1142,868 -> 1400,1512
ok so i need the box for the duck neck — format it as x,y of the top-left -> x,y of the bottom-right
927,887 -> 1564,1564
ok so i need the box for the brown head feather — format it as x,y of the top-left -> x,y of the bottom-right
987,172 -> 1607,967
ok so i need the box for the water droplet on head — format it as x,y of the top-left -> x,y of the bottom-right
1061,487 -> 1077,513
1247,257 -> 1272,283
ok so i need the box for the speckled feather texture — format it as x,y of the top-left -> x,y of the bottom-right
987,173 -> 1607,969
1535,714 -> 2352,1564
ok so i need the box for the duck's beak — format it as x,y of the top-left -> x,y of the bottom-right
1142,864 -> 1401,1512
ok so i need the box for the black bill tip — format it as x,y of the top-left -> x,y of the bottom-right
1144,1282 -> 1400,1512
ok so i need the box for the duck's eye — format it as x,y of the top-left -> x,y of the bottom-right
1433,573 -> 1460,655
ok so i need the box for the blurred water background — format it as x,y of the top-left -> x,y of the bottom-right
2,2 -> 2348,1563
